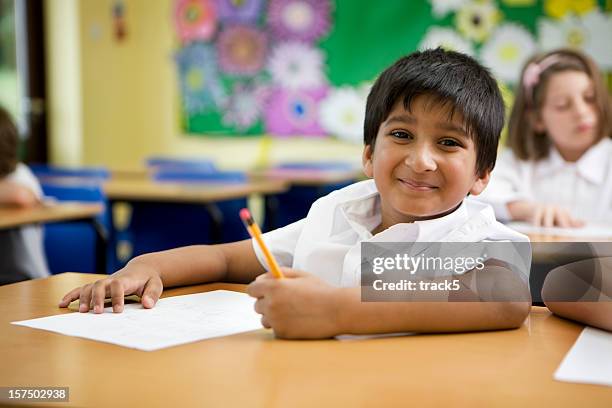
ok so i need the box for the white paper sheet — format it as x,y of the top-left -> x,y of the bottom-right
554,327 -> 612,386
507,222 -> 612,239
12,290 -> 263,351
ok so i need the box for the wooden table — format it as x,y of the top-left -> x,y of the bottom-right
249,168 -> 363,187
103,178 -> 288,203
0,203 -> 103,229
1,273 -> 610,407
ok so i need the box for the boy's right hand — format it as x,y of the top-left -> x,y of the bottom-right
58,262 -> 163,314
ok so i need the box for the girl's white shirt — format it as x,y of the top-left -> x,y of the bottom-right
478,138 -> 612,223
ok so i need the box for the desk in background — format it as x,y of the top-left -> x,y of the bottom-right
0,203 -> 107,276
1,273 -> 610,407
0,203 -> 103,230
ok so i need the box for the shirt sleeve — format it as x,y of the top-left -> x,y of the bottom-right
251,218 -> 305,271
6,163 -> 43,198
476,149 -> 531,222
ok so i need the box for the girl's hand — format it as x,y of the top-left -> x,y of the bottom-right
530,204 -> 584,228
508,201 -> 584,228
58,261 -> 163,313
247,268 -> 343,339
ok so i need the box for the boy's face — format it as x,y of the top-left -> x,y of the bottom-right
362,94 -> 489,227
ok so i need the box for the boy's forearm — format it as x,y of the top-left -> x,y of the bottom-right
335,267 -> 531,334
336,287 -> 530,334
126,239 -> 265,288
127,245 -> 229,288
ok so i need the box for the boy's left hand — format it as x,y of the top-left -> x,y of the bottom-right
247,268 -> 343,339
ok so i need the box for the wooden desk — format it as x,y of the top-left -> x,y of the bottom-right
249,168 -> 363,187
103,178 -> 288,203
0,203 -> 103,229
1,273 -> 610,407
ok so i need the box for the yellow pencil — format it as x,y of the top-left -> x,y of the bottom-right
240,208 -> 284,279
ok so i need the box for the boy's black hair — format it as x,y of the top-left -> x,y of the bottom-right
364,48 -> 504,176
0,105 -> 19,178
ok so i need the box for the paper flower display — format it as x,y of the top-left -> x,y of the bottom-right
268,41 -> 326,90
175,0 -> 218,43
428,0 -> 468,18
217,25 -> 267,75
319,86 -> 366,144
543,0 -> 596,19
268,0 -> 331,42
215,0 -> 263,23
539,11 -> 612,70
455,0 -> 501,43
480,23 -> 536,83
175,44 -> 226,114
222,82 -> 270,130
419,26 -> 475,56
264,87 -> 328,136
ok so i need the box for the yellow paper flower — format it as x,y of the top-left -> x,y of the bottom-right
455,0 -> 501,43
571,0 -> 597,15
544,0 -> 596,19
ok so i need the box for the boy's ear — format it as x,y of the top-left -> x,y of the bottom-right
362,144 -> 374,178
469,170 -> 490,196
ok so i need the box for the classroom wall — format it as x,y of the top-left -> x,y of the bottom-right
44,0 -> 362,171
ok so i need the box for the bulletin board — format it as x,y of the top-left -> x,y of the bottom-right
173,0 -> 611,140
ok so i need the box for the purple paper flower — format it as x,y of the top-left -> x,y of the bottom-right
175,43 -> 226,114
222,81 -> 270,130
215,0 -> 263,23
174,0 -> 218,43
264,86 -> 328,136
268,0 -> 332,43
217,25 -> 267,75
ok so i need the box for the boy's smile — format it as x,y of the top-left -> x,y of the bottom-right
363,94 -> 490,230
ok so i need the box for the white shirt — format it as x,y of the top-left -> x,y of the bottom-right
253,179 -> 528,287
478,138 -> 612,222
1,163 -> 50,279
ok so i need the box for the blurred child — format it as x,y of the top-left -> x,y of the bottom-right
478,49 -> 612,228
59,49 -> 530,339
0,106 -> 49,284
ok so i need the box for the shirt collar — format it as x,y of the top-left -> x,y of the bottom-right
536,138 -> 611,185
336,187 -> 470,242
576,138 -> 611,185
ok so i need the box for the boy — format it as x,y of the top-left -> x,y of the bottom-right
0,106 -> 49,284
59,49 -> 531,338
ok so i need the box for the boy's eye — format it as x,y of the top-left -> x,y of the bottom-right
390,130 -> 412,139
439,138 -> 462,147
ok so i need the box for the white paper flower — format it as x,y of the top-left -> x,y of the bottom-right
455,0 -> 501,43
480,23 -> 537,83
318,86 -> 366,143
428,0 -> 468,18
538,10 -> 612,70
267,41 -> 326,90
419,26 -> 475,56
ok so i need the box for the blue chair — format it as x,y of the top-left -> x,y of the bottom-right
41,182 -> 109,274
145,157 -> 217,172
126,169 -> 250,261
30,164 -> 111,180
263,162 -> 359,231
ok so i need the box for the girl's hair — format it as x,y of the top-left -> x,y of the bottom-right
0,106 -> 19,178
507,49 -> 612,160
